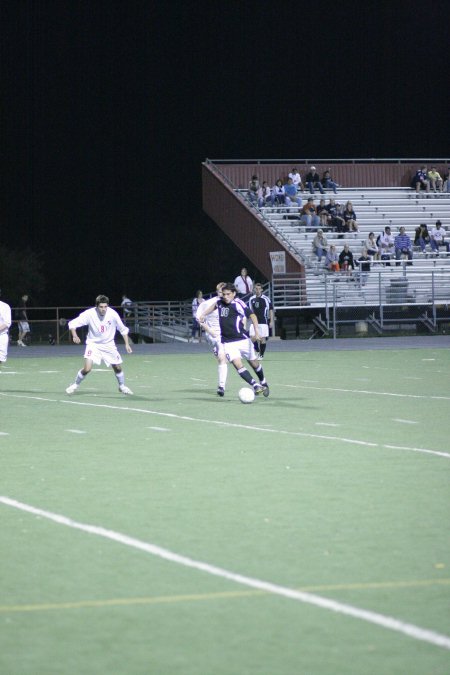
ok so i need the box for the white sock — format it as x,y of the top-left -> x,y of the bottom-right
218,363 -> 228,388
75,370 -> 86,385
115,371 -> 125,387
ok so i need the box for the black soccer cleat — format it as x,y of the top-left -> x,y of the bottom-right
262,383 -> 270,398
253,384 -> 265,395
217,386 -> 225,397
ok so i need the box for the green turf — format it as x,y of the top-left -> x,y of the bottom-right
0,348 -> 449,674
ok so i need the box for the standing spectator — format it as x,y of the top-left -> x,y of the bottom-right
430,220 -> 450,254
304,166 -> 325,194
325,245 -> 340,272
191,290 -> 204,341
378,226 -> 395,264
65,294 -> 133,395
414,224 -> 431,253
288,167 -> 303,191
321,168 -> 339,193
326,198 -> 345,233
300,198 -> 320,229
284,177 -> 302,208
394,227 -> 413,266
121,294 -> 134,319
17,293 -> 30,347
413,166 -> 430,194
0,289 -> 12,367
248,283 -> 274,361
233,267 -> 253,297
356,248 -> 371,286
257,181 -> 272,207
365,232 -> 380,260
248,174 -> 260,205
272,179 -> 286,207
312,229 -> 328,263
342,201 -> 358,232
338,243 -> 355,272
427,167 -> 443,193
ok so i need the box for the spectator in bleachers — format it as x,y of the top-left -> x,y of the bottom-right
445,168 -> 450,193
414,224 -> 431,253
321,168 -> 339,193
427,167 -> 443,193
430,220 -> 450,254
284,177 -> 302,208
248,174 -> 260,205
394,227 -> 413,266
338,243 -> 355,272
312,229 -> 328,263
288,168 -> 303,191
272,179 -> 286,207
379,226 -> 395,264
356,248 -> 371,286
326,198 -> 345,233
342,201 -> 358,232
413,166 -> 430,194
365,232 -> 380,260
304,166 -> 325,194
317,198 -> 331,227
300,198 -> 320,229
325,245 -> 340,272
257,181 -> 272,207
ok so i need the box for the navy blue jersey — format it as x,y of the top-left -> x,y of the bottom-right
217,297 -> 253,342
248,294 -> 272,325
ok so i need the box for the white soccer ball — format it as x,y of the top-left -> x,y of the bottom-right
238,387 -> 255,404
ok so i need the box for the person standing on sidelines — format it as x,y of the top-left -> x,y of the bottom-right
66,294 -> 133,395
17,294 -> 30,346
199,283 -> 269,397
248,283 -> 274,361
233,268 -> 253,298
196,282 -> 229,397
0,290 -> 12,368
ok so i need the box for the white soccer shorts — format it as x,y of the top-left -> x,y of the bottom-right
249,323 -> 269,338
83,342 -> 123,367
223,337 -> 257,363
0,333 -> 9,362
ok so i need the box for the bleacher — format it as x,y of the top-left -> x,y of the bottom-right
237,186 -> 450,310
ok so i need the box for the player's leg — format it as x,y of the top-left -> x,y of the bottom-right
216,345 -> 228,397
112,364 -> 133,395
66,358 -> 93,394
248,357 -> 270,397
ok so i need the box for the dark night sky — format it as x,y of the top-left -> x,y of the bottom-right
1,0 -> 448,306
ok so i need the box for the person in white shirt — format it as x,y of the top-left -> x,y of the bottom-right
430,220 -> 450,254
0,290 -> 12,366
288,168 -> 303,190
196,282 -> 228,396
66,294 -> 133,395
233,268 -> 253,297
379,226 -> 395,264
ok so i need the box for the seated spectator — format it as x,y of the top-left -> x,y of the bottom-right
321,168 -> 339,193
257,181 -> 272,207
338,243 -> 355,272
356,248 -> 371,286
325,245 -> 340,272
317,198 -> 331,227
427,167 -> 443,193
121,294 -> 134,319
378,226 -> 395,264
312,229 -> 328,262
284,177 -> 302,208
342,201 -> 358,232
394,226 -> 413,265
414,223 -> 431,253
304,166 -> 325,194
413,166 -> 430,194
445,168 -> 450,193
272,179 -> 286,206
288,167 -> 303,191
300,198 -> 320,229
430,220 -> 450,254
326,198 -> 345,232
248,174 -> 260,204
365,232 -> 380,260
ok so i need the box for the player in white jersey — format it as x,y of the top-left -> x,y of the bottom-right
196,282 -> 228,396
65,294 -> 133,395
0,290 -> 12,366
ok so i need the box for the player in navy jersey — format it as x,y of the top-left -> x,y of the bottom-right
248,283 -> 274,360
199,283 -> 269,397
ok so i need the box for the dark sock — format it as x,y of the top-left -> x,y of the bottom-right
237,367 -> 255,385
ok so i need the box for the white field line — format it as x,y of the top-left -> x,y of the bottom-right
282,383 -> 450,401
1,495 -> 449,651
0,392 -> 449,460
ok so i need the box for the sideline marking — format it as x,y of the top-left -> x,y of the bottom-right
1,496 -> 449,651
0,432 -> 9,436
66,429 -> 87,434
392,419 -> 418,425
0,392 -> 448,460
1,579 -> 449,614
282,383 -> 450,401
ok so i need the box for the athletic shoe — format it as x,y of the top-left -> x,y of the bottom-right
262,383 -> 270,398
258,355 -> 264,361
119,385 -> 133,395
65,383 -> 78,395
217,386 -> 225,397
253,384 -> 265,395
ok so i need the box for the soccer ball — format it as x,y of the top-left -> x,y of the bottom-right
238,387 -> 255,404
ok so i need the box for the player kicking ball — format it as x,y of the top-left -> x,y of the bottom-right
199,283 -> 269,397
66,294 -> 133,395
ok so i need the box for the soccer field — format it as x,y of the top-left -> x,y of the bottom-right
1,341 -> 449,674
